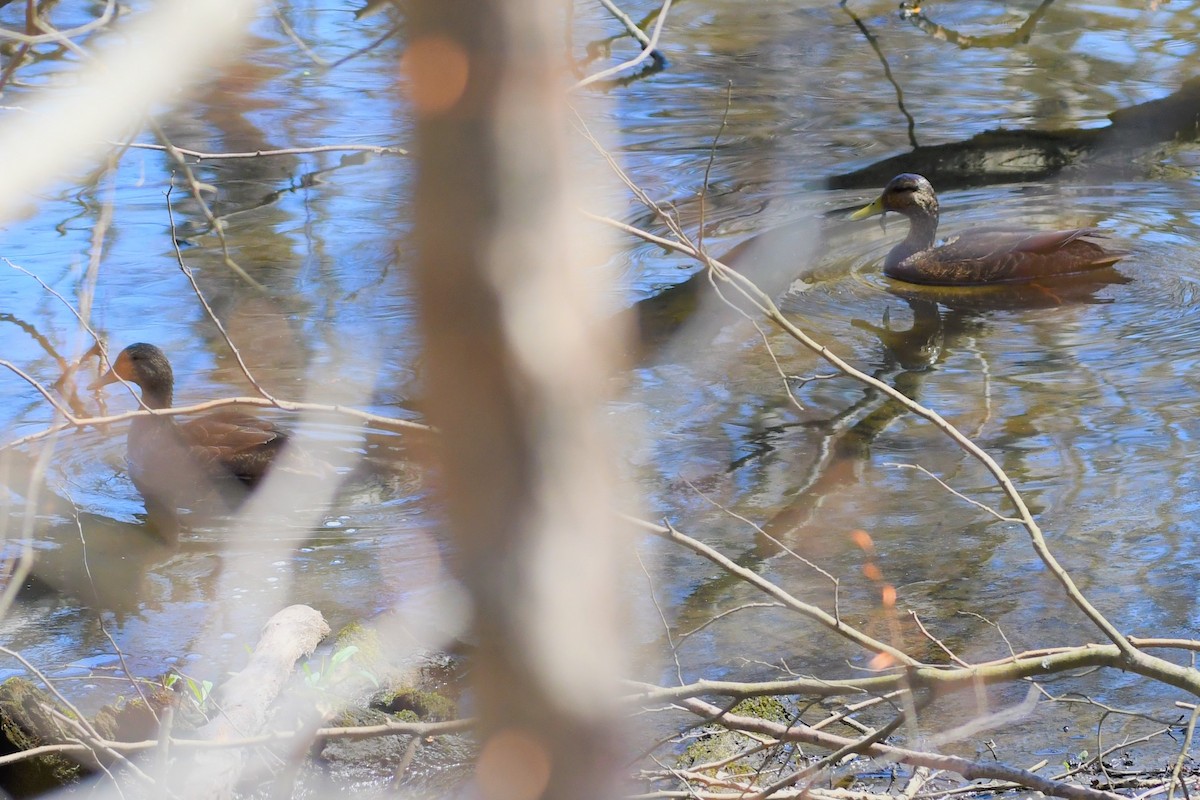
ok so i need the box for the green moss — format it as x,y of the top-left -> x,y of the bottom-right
678,696 -> 795,777
730,695 -> 790,723
329,621 -> 389,690
328,706 -> 386,730
334,622 -> 384,669
371,687 -> 456,722
0,677 -> 86,794
679,728 -> 752,774
93,685 -> 184,743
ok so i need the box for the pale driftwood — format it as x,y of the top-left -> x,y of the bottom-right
202,605 -> 330,738
191,605 -> 330,800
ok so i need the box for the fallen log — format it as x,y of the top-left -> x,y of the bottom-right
189,604 -> 330,800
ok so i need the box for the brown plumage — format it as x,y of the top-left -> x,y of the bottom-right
91,343 -> 290,513
850,174 -> 1128,285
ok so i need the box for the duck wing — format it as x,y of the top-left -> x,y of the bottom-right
891,227 -> 1128,285
178,411 -> 288,486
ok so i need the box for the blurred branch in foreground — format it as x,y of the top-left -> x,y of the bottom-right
409,0 -> 630,798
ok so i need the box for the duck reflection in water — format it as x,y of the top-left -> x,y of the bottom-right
756,270 -> 1128,556
10,514 -> 189,617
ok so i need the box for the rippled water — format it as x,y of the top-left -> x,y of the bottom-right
626,167 -> 1200,754
2,0 -> 1200,777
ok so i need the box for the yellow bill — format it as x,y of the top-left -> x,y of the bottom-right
850,195 -> 885,220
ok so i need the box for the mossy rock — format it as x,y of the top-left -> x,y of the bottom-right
320,706 -> 412,766
678,695 -> 797,777
0,677 -> 88,796
370,687 -> 456,722
93,683 -> 190,744
316,706 -> 475,793
333,622 -> 385,675
679,727 -> 749,775
730,696 -> 790,724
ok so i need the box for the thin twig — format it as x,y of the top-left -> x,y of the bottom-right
42,707 -> 161,794
684,480 -> 839,586
810,691 -> 905,733
747,707 -> 911,800
272,0 -> 331,66
155,126 -> 262,288
390,734 -> 423,787
886,461 -> 1017,522
676,602 -> 785,644
573,0 -> 673,89
654,518 -> 918,667
678,694 -> 1124,800
839,1 -> 918,149
4,261 -> 107,359
326,20 -> 405,70
909,611 -> 970,668
66,505 -> 159,723
0,0 -> 116,45
1167,703 -> 1200,800
165,183 -> 275,401
751,317 -> 807,413
697,81 -> 732,253
0,716 -> 474,767
636,546 -> 684,685
597,0 -> 658,54
0,645 -> 104,744
581,209 -> 693,255
121,141 -> 407,160
0,371 -> 433,450
272,1 -> 404,70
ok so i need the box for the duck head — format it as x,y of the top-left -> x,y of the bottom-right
850,173 -> 940,223
91,343 -> 175,409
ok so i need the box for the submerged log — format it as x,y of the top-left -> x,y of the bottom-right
827,76 -> 1200,191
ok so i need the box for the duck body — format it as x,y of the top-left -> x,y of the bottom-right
125,406 -> 286,507
851,174 -> 1127,286
92,343 -> 289,513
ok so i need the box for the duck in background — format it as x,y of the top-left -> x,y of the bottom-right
851,173 -> 1128,285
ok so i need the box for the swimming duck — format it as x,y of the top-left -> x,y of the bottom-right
91,343 -> 289,513
850,174 -> 1128,285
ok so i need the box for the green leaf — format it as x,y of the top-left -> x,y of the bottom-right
330,646 -> 359,668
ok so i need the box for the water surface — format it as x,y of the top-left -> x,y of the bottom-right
2,0 -> 1200,783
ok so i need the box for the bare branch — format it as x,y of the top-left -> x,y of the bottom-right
0,717 -> 474,767
886,461 -> 1018,523
624,515 -> 920,667
1166,702 -> 1200,800
676,694 -> 1125,800
121,142 -> 407,160
155,124 -> 262,288
0,379 -> 433,452
0,0 -> 117,45
573,0 -> 673,89
165,184 -> 275,400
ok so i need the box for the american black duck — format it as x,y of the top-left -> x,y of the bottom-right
850,174 -> 1128,285
91,343 -> 291,513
